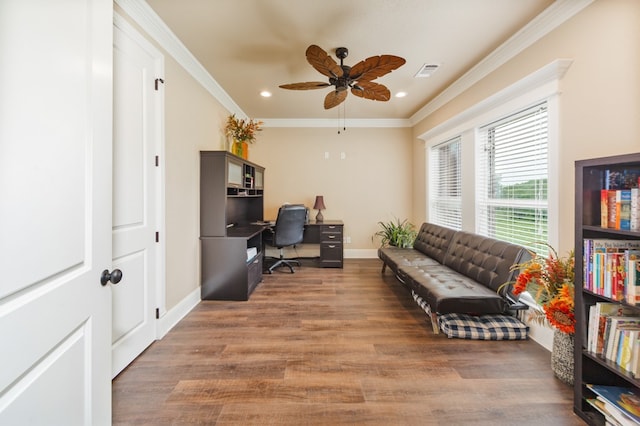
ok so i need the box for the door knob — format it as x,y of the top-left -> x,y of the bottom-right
100,269 -> 123,286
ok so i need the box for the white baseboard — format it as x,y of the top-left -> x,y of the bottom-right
156,287 -> 201,339
345,248 -> 378,259
524,318 -> 554,351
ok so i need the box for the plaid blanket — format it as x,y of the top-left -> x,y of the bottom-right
412,291 -> 528,340
438,312 -> 528,340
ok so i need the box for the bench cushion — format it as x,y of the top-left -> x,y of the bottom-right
377,246 -> 441,276
438,312 -> 528,340
406,263 -> 509,314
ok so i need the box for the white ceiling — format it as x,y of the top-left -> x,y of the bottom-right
143,0 -> 560,121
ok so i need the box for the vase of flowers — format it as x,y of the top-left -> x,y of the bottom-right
224,114 -> 263,160
510,245 -> 575,385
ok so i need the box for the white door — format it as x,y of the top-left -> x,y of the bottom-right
0,0 -> 113,424
111,18 -> 163,377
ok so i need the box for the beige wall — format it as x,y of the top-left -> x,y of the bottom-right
250,126 -> 414,252
163,57 -> 229,308
413,0 -> 640,255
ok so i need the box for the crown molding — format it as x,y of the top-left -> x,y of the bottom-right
259,118 -> 411,128
409,0 -> 594,126
418,59 -> 572,141
114,0 -> 246,118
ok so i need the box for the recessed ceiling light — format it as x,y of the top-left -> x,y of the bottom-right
395,91 -> 407,98
260,91 -> 272,97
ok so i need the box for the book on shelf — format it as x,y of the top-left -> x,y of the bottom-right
604,317 -> 640,361
583,240 -> 640,302
609,190 -> 620,229
617,328 -> 640,373
603,189 -> 610,229
621,190 -> 633,231
626,254 -> 640,304
632,187 -> 640,231
632,336 -> 640,378
586,398 -> 625,426
588,302 -> 637,355
586,398 -> 623,426
586,384 -> 640,426
600,170 -> 640,231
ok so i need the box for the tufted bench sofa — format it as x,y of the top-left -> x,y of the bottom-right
378,222 -> 529,334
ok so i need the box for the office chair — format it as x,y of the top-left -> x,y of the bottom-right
263,204 -> 307,273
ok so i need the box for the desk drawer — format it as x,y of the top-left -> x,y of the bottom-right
320,242 -> 343,267
320,224 -> 343,241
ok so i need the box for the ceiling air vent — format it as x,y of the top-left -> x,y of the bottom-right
415,63 -> 439,78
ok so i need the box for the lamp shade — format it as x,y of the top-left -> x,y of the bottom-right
313,196 -> 326,210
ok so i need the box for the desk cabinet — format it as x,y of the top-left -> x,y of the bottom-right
200,151 -> 265,300
319,223 -> 343,268
200,228 -> 263,300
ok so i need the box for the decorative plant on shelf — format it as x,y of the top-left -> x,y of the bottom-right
224,114 -> 263,159
225,114 -> 263,144
508,244 -> 575,334
373,218 -> 417,248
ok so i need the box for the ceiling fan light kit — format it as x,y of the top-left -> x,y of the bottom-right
279,45 -> 406,109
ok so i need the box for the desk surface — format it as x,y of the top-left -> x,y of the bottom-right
260,219 -> 343,226
306,220 -> 343,226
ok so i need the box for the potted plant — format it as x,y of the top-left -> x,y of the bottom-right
224,114 -> 263,159
373,218 -> 417,248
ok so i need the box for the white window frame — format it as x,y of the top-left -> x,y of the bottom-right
429,136 -> 462,230
476,102 -> 549,255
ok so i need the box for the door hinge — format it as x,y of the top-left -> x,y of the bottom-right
155,231 -> 159,242
155,155 -> 159,167
155,78 -> 164,91
155,308 -> 160,319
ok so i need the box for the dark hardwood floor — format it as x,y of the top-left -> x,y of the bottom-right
112,259 -> 584,425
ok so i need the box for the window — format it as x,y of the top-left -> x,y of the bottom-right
429,136 -> 462,230
476,102 -> 548,255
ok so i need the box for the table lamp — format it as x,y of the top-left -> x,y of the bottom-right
313,195 -> 326,222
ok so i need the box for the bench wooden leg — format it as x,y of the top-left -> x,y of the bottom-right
381,262 -> 387,274
430,313 -> 440,334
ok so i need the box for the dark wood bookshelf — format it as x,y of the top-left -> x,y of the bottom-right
574,152 -> 640,424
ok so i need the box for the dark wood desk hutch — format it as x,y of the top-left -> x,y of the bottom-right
574,153 -> 640,424
200,151 -> 265,300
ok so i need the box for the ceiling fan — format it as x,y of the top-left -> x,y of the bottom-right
279,45 -> 406,109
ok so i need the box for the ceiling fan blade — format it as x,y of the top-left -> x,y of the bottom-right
279,82 -> 331,90
349,55 -> 406,81
351,81 -> 391,102
324,90 -> 348,109
306,44 -> 343,79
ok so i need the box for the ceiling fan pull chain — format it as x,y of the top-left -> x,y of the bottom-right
343,103 -> 347,133
337,103 -> 347,134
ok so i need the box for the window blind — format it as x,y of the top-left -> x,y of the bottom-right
476,102 -> 548,255
430,136 -> 461,230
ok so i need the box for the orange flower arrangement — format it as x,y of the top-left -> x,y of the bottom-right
511,245 -> 575,334
225,114 -> 263,143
